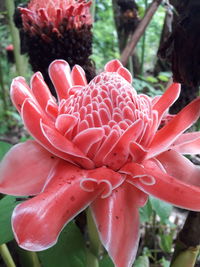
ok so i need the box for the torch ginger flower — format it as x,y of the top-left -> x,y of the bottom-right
19,0 -> 92,36
1,59 -> 200,267
16,0 -> 95,94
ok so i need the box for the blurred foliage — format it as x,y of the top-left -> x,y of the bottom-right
0,1 -> 193,267
92,0 -> 119,70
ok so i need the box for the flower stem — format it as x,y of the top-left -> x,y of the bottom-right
17,248 -> 41,267
0,244 -> 16,267
170,211 -> 200,267
5,0 -> 25,76
86,249 -> 99,267
86,208 -> 102,259
0,57 -> 8,112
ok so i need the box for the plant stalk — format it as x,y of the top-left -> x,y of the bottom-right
170,211 -> 200,267
86,208 -> 102,258
0,57 -> 8,112
0,244 -> 16,267
5,0 -> 25,76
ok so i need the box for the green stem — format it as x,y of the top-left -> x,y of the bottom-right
170,246 -> 200,267
91,0 -> 96,22
0,244 -> 16,267
140,0 -> 148,75
86,208 -> 102,259
5,0 -> 25,76
0,56 -> 8,112
86,249 -> 99,267
170,211 -> 200,267
17,247 -> 41,267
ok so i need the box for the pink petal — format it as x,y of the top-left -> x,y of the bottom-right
40,122 -> 94,169
171,132 -> 200,154
129,142 -> 147,162
12,161 -> 101,251
93,129 -> 120,167
80,166 -> 124,198
30,72 -> 56,110
10,77 -> 33,112
147,97 -> 200,159
55,114 -> 78,135
127,160 -> 200,211
73,128 -> 105,155
0,140 -> 57,195
157,150 -> 200,186
117,66 -> 132,84
21,99 -> 80,165
104,119 -> 143,170
91,183 -> 147,267
104,59 -> 122,72
48,60 -> 72,101
152,83 -> 180,124
71,65 -> 87,86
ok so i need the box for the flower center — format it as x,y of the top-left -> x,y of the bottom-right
54,72 -> 156,169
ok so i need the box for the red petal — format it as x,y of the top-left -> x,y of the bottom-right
157,150 -> 200,186
117,66 -> 132,83
71,65 -> 87,86
91,183 -> 145,267
12,161 -> 101,251
129,142 -> 147,162
147,97 -> 200,158
93,129 -> 120,167
104,59 -> 122,72
49,60 -> 72,101
22,99 -> 79,164
81,166 -> 124,198
152,83 -> 180,124
104,119 -> 143,170
55,114 -> 78,135
128,160 -> 200,211
73,128 -> 105,155
40,122 -> 94,169
31,72 -> 56,110
171,132 -> 200,154
10,77 -> 33,112
0,141 -> 57,195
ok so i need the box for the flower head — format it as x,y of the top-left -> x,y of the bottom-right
1,59 -> 200,267
15,0 -> 95,95
20,0 -> 92,37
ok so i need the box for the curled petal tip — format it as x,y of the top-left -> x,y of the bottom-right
117,66 -> 132,84
104,59 -> 123,72
49,59 -> 72,101
10,77 -> 33,112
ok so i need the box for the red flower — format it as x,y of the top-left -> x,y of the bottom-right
1,59 -> 200,267
20,0 -> 92,36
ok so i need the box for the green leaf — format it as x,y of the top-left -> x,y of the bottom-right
134,255 -> 149,267
99,255 -> 114,267
38,221 -> 86,267
158,74 -> 169,82
145,76 -> 158,83
0,196 -> 20,244
159,234 -> 173,253
149,197 -> 172,223
139,199 -> 153,223
159,257 -> 170,267
0,141 -> 12,160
